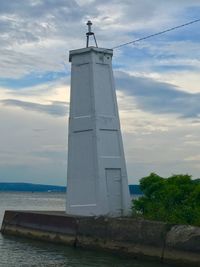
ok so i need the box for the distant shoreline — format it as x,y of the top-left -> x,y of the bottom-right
0,182 -> 66,192
0,183 -> 142,194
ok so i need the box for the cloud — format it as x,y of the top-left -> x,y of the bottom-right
1,99 -> 68,116
115,71 -> 200,119
0,104 -> 67,184
0,0 -> 84,78
1,0 -> 200,79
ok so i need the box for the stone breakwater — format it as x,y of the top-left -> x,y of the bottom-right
1,211 -> 200,267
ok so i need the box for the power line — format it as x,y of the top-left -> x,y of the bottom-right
112,18 -> 200,49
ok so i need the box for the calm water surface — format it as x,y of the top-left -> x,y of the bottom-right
0,192 -> 173,267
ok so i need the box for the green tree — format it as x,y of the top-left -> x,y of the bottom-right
132,173 -> 200,226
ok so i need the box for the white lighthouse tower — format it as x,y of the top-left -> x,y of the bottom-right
66,21 -> 131,217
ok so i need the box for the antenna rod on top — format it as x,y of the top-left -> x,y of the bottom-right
86,20 -> 98,48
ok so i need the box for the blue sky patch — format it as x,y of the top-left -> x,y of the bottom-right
0,71 -> 67,89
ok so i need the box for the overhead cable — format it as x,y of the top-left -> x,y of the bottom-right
112,18 -> 200,49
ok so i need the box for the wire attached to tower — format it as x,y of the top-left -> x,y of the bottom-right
112,18 -> 200,49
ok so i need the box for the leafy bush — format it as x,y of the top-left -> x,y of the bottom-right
132,173 -> 200,226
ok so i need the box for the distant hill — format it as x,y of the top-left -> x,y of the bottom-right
129,184 -> 142,195
0,183 -> 66,192
0,182 -> 142,194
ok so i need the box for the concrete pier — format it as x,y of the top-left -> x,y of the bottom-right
1,210 -> 200,267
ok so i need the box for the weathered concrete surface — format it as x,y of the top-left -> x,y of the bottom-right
1,211 -> 78,246
1,211 -> 200,266
77,216 -> 168,260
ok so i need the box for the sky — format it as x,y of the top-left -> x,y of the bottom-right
0,0 -> 200,186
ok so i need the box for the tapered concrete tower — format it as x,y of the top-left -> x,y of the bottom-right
66,22 -> 131,217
